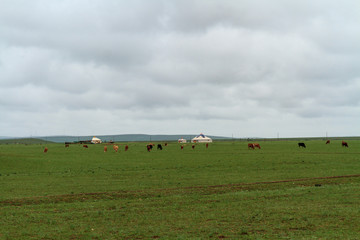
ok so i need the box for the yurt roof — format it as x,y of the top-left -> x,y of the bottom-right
194,133 -> 210,139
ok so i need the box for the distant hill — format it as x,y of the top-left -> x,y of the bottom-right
37,134 -> 232,143
2,135 -> 359,144
0,138 -> 52,144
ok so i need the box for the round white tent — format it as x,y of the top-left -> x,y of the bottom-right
91,136 -> 102,144
178,138 -> 187,143
191,133 -> 212,143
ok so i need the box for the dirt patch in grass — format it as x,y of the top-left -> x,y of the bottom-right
1,174 -> 359,206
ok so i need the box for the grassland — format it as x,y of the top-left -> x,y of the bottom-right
1,140 -> 359,239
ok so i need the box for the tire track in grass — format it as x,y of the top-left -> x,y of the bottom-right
1,174 -> 360,206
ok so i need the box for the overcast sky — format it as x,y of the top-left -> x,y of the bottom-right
1,0 -> 360,138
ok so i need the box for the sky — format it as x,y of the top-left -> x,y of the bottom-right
1,0 -> 360,138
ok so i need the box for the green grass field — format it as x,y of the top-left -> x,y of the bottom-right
1,140 -> 359,239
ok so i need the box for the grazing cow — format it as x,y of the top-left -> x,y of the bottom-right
113,145 -> 119,152
181,145 -> 184,150
342,141 -> 348,147
192,145 -> 195,149
44,147 -> 48,153
165,143 -> 168,146
104,146 -> 108,152
125,145 -> 129,151
248,143 -> 255,149
65,144 -> 70,148
298,143 -> 306,148
83,145 -> 88,148
157,144 -> 163,150
206,143 -> 209,148
147,144 -> 152,152
254,143 -> 261,149
326,140 -> 330,144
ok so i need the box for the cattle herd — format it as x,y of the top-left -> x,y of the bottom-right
43,140 -> 351,153
246,140 -> 350,150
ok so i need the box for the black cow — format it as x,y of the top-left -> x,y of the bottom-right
147,144 -> 153,152
157,144 -> 163,150
298,142 -> 306,148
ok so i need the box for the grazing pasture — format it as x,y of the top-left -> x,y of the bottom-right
1,140 -> 360,239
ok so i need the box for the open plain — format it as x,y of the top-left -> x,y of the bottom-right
1,139 -> 359,239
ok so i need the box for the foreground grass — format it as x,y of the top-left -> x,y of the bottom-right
1,140 -> 360,239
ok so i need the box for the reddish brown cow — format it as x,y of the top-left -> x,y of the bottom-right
254,143 -> 261,149
83,145 -> 88,148
65,144 -> 70,148
326,140 -> 330,144
206,143 -> 209,148
125,145 -> 129,151
342,141 -> 348,147
44,147 -> 48,153
181,145 -> 184,150
192,145 -> 195,149
248,143 -> 255,149
104,146 -> 108,152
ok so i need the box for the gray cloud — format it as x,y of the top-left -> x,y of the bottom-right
0,0 -> 359,137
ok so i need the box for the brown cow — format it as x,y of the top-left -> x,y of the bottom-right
326,140 -> 330,144
83,145 -> 88,148
65,144 -> 70,148
206,143 -> 209,148
181,145 -> 184,150
248,143 -> 255,149
342,141 -> 348,147
113,145 -> 119,152
125,145 -> 129,151
192,145 -> 195,149
44,147 -> 48,153
104,146 -> 108,152
254,143 -> 261,149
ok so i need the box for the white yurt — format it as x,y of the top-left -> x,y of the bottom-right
191,133 -> 212,143
91,136 -> 102,144
178,138 -> 187,143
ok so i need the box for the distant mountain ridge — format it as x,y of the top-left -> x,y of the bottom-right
36,134 -> 232,143
0,138 -> 51,144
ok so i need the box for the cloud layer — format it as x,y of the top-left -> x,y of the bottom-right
1,0 -> 360,138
